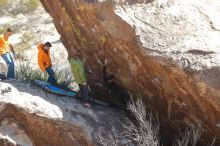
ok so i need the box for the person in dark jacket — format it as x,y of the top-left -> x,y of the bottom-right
103,60 -> 130,107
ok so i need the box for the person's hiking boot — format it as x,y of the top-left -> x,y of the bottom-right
84,102 -> 92,108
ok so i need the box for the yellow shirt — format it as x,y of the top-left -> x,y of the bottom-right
0,34 -> 10,55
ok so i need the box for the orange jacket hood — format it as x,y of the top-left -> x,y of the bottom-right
37,44 -> 52,72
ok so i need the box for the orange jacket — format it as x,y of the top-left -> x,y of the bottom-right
37,44 -> 52,72
0,34 -> 10,55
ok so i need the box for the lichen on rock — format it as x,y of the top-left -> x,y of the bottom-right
39,0 -> 220,145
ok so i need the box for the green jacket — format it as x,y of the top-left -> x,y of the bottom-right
70,58 -> 87,85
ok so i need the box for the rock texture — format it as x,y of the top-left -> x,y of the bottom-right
0,81 -> 125,146
115,0 -> 220,71
40,0 -> 220,145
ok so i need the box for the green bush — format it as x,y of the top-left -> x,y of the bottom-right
0,0 -> 9,16
16,62 -> 46,82
22,0 -> 40,13
53,66 -> 73,87
0,27 -> 4,34
0,0 -> 8,8
0,0 -> 40,16
16,62 -> 73,87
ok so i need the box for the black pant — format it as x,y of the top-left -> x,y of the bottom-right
79,84 -> 90,102
46,67 -> 57,85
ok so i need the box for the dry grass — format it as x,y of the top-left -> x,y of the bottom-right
96,98 -> 160,146
15,62 -> 46,82
173,121 -> 202,146
95,98 -> 210,146
15,62 -> 73,87
0,0 -> 40,16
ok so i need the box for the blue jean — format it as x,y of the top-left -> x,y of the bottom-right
46,67 -> 57,85
1,53 -> 15,79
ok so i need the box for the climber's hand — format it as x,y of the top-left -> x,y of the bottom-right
104,59 -> 108,65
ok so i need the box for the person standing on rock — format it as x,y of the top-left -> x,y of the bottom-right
0,28 -> 16,79
37,42 -> 57,85
69,51 -> 91,108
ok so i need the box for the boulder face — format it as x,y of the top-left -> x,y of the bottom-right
0,104 -> 90,146
40,0 -> 220,145
0,81 -> 92,146
115,0 -> 220,70
0,81 -> 126,146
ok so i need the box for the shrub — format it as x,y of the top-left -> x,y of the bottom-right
53,66 -> 73,87
96,99 -> 160,146
0,0 -> 40,16
15,62 -> 73,87
22,0 -> 40,13
173,122 -> 202,146
0,0 -> 8,8
15,62 -> 46,82
96,99 -> 210,146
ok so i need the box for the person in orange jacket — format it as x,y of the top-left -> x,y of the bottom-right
0,28 -> 16,79
37,42 -> 57,85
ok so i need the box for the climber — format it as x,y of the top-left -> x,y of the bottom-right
0,28 -> 16,79
69,50 -> 92,108
37,42 -> 57,85
103,60 -> 130,108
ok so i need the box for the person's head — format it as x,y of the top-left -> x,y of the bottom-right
5,28 -> 12,37
107,75 -> 114,83
43,42 -> 52,51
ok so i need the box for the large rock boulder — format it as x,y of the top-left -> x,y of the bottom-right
0,81 -> 125,146
40,0 -> 220,145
